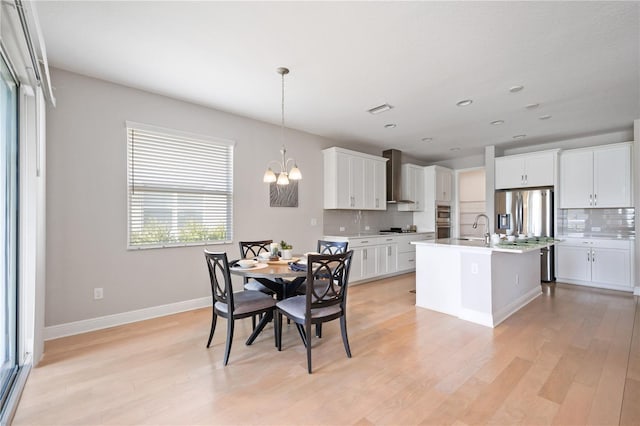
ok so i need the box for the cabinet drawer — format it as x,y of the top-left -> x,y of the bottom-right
348,237 -> 381,248
398,252 -> 416,271
558,238 -> 631,250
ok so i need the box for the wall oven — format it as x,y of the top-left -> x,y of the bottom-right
436,205 -> 451,239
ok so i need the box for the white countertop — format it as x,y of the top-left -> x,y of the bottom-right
323,231 -> 434,239
412,237 -> 558,254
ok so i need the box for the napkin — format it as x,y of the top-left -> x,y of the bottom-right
289,262 -> 307,272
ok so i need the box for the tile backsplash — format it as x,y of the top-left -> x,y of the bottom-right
323,205 -> 415,235
557,208 -> 635,239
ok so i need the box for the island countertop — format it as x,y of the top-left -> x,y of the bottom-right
412,237 -> 558,254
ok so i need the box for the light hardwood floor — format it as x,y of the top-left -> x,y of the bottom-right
13,274 -> 640,425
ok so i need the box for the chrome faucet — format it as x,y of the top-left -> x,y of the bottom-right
472,214 -> 490,244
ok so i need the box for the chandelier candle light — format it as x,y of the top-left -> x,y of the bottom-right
263,67 -> 302,185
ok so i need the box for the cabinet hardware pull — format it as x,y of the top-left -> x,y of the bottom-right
587,251 -> 590,262
361,240 -> 368,244
408,259 -> 414,262
594,194 -> 597,206
592,250 -> 595,262
363,249 -> 367,260
589,194 -> 592,206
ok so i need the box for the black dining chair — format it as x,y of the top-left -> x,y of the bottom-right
239,240 -> 276,329
275,251 -> 354,374
204,250 -> 277,366
296,240 -> 349,338
317,240 -> 349,255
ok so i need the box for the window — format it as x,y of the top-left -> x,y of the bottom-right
127,122 -> 234,248
0,50 -> 18,412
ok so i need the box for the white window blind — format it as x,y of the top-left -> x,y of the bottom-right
126,122 -> 234,248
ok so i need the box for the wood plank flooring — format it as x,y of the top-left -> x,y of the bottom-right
13,274 -> 640,425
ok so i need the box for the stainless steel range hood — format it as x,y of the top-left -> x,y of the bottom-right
382,149 -> 414,204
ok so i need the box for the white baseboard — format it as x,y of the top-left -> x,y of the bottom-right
44,296 -> 211,340
492,287 -> 542,327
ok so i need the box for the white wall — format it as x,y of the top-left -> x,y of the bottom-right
45,68 -> 343,328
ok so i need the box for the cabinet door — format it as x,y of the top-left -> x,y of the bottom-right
350,156 -> 365,209
414,167 -> 425,211
349,247 -> 364,282
593,145 -> 631,208
524,152 -> 555,187
373,160 -> 386,210
334,152 -> 352,208
495,157 -> 525,189
386,244 -> 398,274
557,246 -> 590,281
363,160 -> 376,210
361,247 -> 378,279
559,150 -> 593,208
436,168 -> 453,201
399,165 -> 419,211
591,247 -> 631,287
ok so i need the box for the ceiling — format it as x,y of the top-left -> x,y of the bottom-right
34,1 -> 639,162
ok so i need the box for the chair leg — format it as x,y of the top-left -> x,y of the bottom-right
251,315 -> 257,330
305,321 -> 313,374
276,311 -> 282,351
339,316 -> 352,358
223,317 -> 234,366
315,323 -> 322,338
206,310 -> 217,348
295,323 -> 307,348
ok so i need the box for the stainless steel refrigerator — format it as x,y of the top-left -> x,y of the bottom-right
495,187 -> 555,282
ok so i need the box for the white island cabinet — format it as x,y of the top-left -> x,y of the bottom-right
413,239 -> 554,327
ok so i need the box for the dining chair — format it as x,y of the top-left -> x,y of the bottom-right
204,250 -> 277,366
296,240 -> 349,334
317,240 -> 349,254
275,251 -> 354,374
239,240 -> 276,329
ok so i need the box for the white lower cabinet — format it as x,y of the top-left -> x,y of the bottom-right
323,233 -> 433,283
556,238 -> 633,291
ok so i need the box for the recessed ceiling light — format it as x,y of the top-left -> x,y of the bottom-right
367,103 -> 393,115
421,137 -> 433,142
384,123 -> 396,129
490,120 -> 505,125
450,147 -> 461,151
509,85 -> 524,93
525,103 -> 540,109
456,99 -> 473,107
539,115 -> 552,120
513,134 -> 527,139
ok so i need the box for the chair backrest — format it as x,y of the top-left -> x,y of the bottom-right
239,240 -> 273,258
317,240 -> 349,255
305,251 -> 353,313
204,250 -> 234,309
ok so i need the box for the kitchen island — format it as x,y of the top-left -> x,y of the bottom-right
412,238 -> 556,328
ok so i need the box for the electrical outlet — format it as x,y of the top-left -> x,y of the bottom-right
471,263 -> 478,274
515,274 -> 519,285
94,287 -> 104,300
339,226 -> 345,232
310,218 -> 317,226
364,226 -> 370,231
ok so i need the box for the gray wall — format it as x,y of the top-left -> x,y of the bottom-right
46,68 -> 341,326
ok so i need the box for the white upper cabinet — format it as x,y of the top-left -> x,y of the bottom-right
559,143 -> 632,208
495,151 -> 556,189
435,167 -> 453,202
398,164 -> 425,211
323,147 -> 387,210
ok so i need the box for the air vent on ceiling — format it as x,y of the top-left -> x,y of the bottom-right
367,103 -> 393,115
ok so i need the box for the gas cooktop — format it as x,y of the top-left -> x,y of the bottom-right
379,227 -> 417,233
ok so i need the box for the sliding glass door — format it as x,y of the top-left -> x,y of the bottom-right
0,51 -> 18,409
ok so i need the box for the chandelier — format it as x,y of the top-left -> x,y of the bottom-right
263,67 -> 302,185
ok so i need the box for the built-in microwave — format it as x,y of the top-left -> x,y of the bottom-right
436,204 -> 451,224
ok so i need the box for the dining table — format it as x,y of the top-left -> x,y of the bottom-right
229,257 -> 307,300
229,257 -> 308,345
